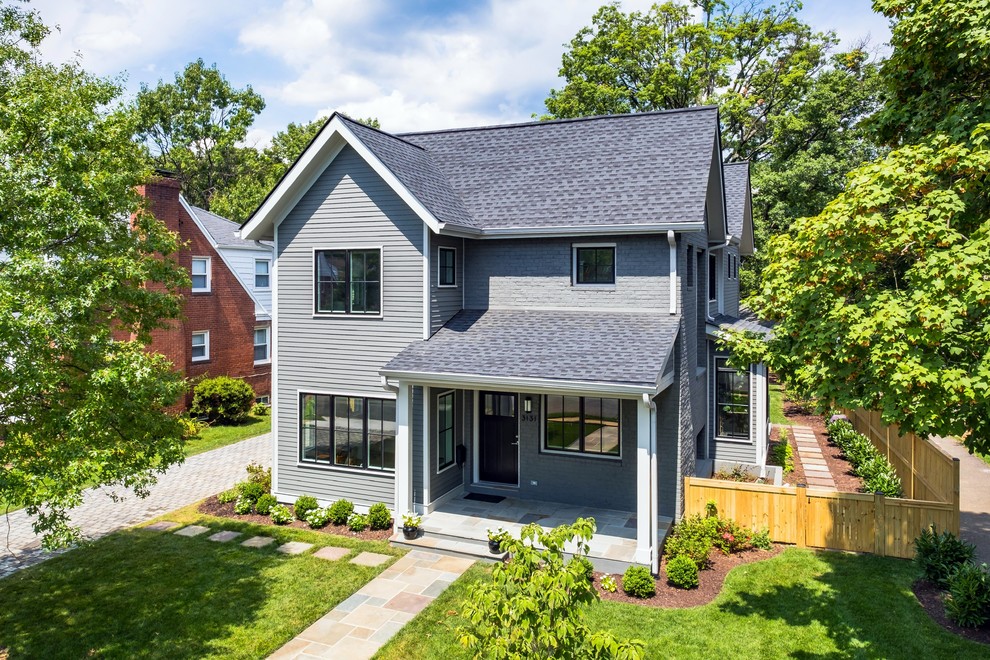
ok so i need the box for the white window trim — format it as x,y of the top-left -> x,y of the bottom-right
191,330 -> 209,362
436,389 -> 457,474
254,258 -> 271,290
311,246 -> 385,318
253,326 -> 270,365
191,256 -> 211,293
572,242 -> 617,288
437,247 -> 457,289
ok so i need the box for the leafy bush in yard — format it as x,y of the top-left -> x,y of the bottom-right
237,481 -> 265,505
572,556 -> 595,584
255,494 -> 277,516
251,402 -> 270,416
769,433 -> 794,474
664,515 -> 717,568
294,495 -> 319,521
915,525 -> 976,587
622,565 -> 656,598
751,528 -> 773,551
269,504 -> 292,525
348,513 -> 369,532
327,499 -> 354,525
946,562 -> 990,628
367,502 -> 392,530
178,415 -> 202,439
190,376 -> 255,423
245,461 -> 271,493
305,507 -> 332,529
233,497 -> 253,515
217,488 -> 238,504
665,554 -> 699,589
827,419 -> 903,497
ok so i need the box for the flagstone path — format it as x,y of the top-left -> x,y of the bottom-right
791,425 -> 836,489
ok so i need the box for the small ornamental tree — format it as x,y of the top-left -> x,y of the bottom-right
458,517 -> 644,660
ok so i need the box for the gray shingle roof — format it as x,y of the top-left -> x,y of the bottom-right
713,308 -> 773,336
189,205 -> 272,249
382,309 -> 680,387
723,161 -> 749,240
397,108 -> 718,230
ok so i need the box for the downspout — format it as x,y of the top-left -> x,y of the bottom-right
643,392 -> 659,575
381,376 -> 399,394
667,230 -> 677,315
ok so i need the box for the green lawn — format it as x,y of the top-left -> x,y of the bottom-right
0,504 -> 402,659
769,381 -> 788,426
374,549 -> 987,660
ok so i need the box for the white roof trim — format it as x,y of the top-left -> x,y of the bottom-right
241,115 -> 442,240
439,221 -> 706,239
378,369 -> 666,397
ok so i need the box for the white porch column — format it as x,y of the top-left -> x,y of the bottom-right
634,396 -> 654,567
394,382 -> 412,530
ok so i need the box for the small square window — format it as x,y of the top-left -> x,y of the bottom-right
254,327 -> 269,363
315,249 -> 381,314
438,247 -> 456,287
191,331 -> 209,361
573,245 -> 615,285
191,257 -> 210,292
255,259 -> 270,289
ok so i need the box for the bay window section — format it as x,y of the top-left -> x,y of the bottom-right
299,393 -> 395,471
315,249 -> 381,314
544,395 -> 620,457
715,358 -> 750,440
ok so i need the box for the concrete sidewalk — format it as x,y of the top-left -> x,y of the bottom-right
930,436 -> 990,564
0,434 -> 269,579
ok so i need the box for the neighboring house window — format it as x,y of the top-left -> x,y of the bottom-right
438,247 -> 456,287
715,358 -> 750,439
254,326 -> 270,363
686,246 -> 694,287
437,390 -> 455,471
544,395 -> 620,457
255,259 -> 271,289
191,257 -> 210,292
708,253 -> 717,302
191,331 -> 209,362
299,393 -> 396,471
315,249 -> 382,314
573,244 -> 615,285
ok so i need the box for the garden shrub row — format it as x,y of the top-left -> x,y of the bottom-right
770,430 -> 794,475
826,418 -> 903,497
914,525 -> 988,627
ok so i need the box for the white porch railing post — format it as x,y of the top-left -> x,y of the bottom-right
394,382 -> 412,530
634,396 -> 653,566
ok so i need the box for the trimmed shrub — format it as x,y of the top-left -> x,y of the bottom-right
217,488 -> 238,504
251,402 -> 270,416
946,562 -> 990,628
305,507 -> 332,529
255,493 -> 277,516
367,502 -> 392,530
664,515 -> 717,568
750,527 -> 773,551
269,504 -> 292,525
666,554 -> 699,589
622,565 -> 656,598
190,376 -> 255,424
237,481 -> 265,505
348,513 -> 369,532
572,556 -> 595,584
915,525 -> 976,587
233,497 -> 253,515
328,499 -> 354,525
294,495 -> 319,521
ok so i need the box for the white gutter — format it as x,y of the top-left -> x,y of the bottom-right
379,370 -> 659,398
440,221 -> 707,240
643,392 -> 659,575
380,376 -> 399,394
667,230 -> 677,315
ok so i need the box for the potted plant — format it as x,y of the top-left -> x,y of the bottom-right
488,527 -> 509,554
402,512 -> 422,540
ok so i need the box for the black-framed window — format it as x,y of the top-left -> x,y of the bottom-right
574,246 -> 615,285
715,358 -> 750,439
686,246 -> 694,287
315,249 -> 381,314
438,247 -> 456,287
300,393 -> 396,470
708,253 -> 718,302
544,395 -> 620,456
437,390 -> 455,471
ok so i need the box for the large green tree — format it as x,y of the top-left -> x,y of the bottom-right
728,0 -> 990,452
0,3 -> 189,547
134,59 -> 265,210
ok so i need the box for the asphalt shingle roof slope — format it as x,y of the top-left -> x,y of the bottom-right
383,309 -> 681,387
722,161 -> 749,239
713,308 -> 773,336
189,205 -> 272,248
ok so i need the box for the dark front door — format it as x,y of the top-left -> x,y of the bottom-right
479,391 -> 518,485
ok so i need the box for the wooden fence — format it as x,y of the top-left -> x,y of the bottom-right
684,477 -> 959,559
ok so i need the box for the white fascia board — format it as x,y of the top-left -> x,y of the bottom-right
439,221 -> 706,240
240,115 -> 442,241
378,369 -> 659,398
216,244 -> 273,253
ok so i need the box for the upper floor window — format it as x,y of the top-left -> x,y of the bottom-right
716,358 -> 750,440
573,244 -> 615,286
191,257 -> 210,292
254,326 -> 270,363
315,249 -> 381,315
191,331 -> 209,362
299,393 -> 396,471
544,395 -> 620,457
708,253 -> 718,302
437,390 -> 455,471
438,247 -> 456,287
255,259 -> 271,289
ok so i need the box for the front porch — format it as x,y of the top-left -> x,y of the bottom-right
391,493 -> 672,573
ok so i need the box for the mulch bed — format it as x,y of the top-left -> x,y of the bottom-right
198,495 -> 394,542
595,544 -> 784,608
913,579 -> 990,645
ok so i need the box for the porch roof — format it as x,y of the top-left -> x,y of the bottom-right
708,308 -> 774,337
381,309 -> 680,395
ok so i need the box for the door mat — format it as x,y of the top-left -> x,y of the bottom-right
464,493 -> 506,504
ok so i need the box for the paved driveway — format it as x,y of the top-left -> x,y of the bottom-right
0,434 -> 270,579
931,436 -> 990,564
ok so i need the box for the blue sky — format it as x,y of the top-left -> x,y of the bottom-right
29,0 -> 891,144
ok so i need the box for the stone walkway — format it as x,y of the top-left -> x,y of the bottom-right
791,425 -> 836,490
0,434 -> 269,579
270,550 -> 474,660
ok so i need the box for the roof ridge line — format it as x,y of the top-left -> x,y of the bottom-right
336,112 -> 428,152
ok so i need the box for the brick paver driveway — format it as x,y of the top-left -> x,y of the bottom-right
0,434 -> 269,579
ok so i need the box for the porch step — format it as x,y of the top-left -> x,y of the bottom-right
390,531 -> 506,563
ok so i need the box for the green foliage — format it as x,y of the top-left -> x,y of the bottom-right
305,507 -> 332,529
826,420 -> 903,497
244,461 -> 271,494
254,493 -> 277,516
190,376 -> 255,424
600,574 -> 618,593
269,504 -> 292,525
216,488 -> 238,504
367,503 -> 392,531
664,515 -> 716,568
622,565 -> 656,599
0,5 -> 189,549
665,554 -> 700,589
236,481 -> 265,504
293,495 -> 319,521
178,415 -> 202,439
458,517 -> 644,659
233,497 -> 253,515
945,562 -> 990,629
327,499 -> 354,526
751,528 -> 773,551
402,512 -> 422,528
914,525 -> 977,588
770,433 -> 795,474
573,555 -> 596,584
347,513 -> 368,532
251,402 -> 270,416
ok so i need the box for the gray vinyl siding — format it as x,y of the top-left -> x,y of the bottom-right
413,386 -> 424,505
464,235 -> 670,311
429,387 -> 465,503
273,145 -> 425,507
430,234 -> 463,335
656,384 -> 680,518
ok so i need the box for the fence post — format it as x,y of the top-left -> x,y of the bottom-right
796,484 -> 808,548
910,433 -> 916,500
952,458 -> 961,535
874,492 -> 886,557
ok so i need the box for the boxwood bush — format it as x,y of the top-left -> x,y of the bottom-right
367,502 -> 392,530
328,499 -> 354,525
190,376 -> 255,424
622,565 -> 656,598
665,554 -> 699,589
255,493 -> 277,516
294,495 -> 319,521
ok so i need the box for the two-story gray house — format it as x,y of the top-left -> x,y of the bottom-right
239,107 -> 768,571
